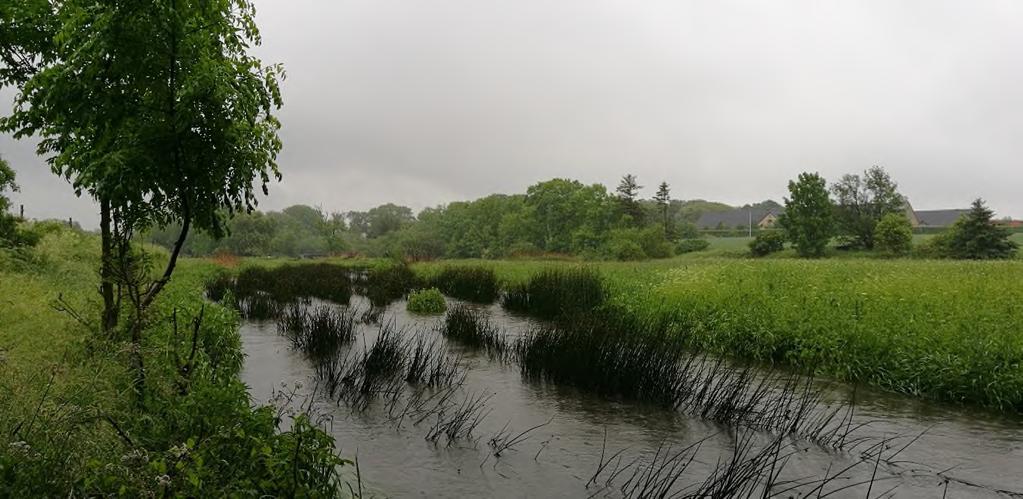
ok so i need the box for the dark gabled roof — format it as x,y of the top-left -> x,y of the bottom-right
915,209 -> 969,227
696,207 -> 782,229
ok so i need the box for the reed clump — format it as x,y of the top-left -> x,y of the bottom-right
501,267 -> 606,319
516,311 -> 856,446
430,266 -> 499,303
277,304 -> 358,359
442,304 -> 508,357
238,292 -> 282,320
315,323 -> 465,409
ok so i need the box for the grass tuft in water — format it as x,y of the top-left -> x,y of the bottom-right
442,304 -> 508,358
277,304 -> 358,359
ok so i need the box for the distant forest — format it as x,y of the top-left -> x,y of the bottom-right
146,177 -> 773,260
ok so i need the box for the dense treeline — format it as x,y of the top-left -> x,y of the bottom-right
147,177 -> 739,260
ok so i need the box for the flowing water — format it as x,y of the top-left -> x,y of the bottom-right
240,295 -> 1023,498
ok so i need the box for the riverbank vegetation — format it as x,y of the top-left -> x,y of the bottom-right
0,229 -> 349,496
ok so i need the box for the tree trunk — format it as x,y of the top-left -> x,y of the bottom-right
99,197 -> 118,334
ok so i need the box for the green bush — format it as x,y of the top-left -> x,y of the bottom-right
874,213 -> 913,256
603,227 -> 673,261
676,238 -> 710,254
608,238 -> 645,261
407,287 -> 447,314
749,231 -> 786,257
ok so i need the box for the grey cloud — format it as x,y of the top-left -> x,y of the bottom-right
3,0 -> 1022,228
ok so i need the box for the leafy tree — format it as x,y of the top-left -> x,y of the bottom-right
874,213 -> 913,256
364,203 -> 414,238
0,155 -> 16,213
615,174 -> 644,226
942,199 -> 1018,259
831,166 -> 904,249
653,181 -> 671,237
0,0 -> 58,87
779,172 -> 833,257
3,1 -> 284,394
526,178 -> 616,253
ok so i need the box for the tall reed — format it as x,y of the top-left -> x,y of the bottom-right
442,304 -> 509,358
277,304 -> 358,359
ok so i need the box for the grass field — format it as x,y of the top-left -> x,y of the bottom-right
413,253 -> 1023,413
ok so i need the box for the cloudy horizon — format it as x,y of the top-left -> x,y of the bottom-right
3,0 -> 1022,228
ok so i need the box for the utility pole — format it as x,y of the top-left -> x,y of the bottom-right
748,210 -> 753,238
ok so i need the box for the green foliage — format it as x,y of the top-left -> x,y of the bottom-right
406,287 -> 447,314
607,237 -> 645,261
4,0 -> 284,241
938,199 -> 1019,259
749,231 -> 785,257
874,213 -> 913,256
676,238 -> 710,254
349,203 -> 415,239
0,156 -> 18,245
0,0 -> 58,87
147,205 -> 350,258
779,172 -> 833,257
527,178 -> 617,253
830,166 -> 905,249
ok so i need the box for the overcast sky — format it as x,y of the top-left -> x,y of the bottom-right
3,0 -> 1023,228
